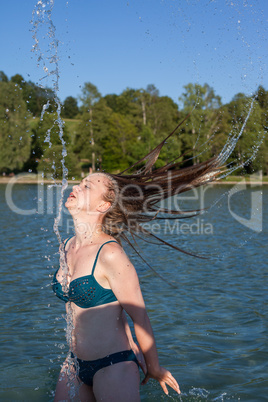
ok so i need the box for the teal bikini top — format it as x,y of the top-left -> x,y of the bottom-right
52,238 -> 118,308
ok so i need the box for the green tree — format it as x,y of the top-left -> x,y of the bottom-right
100,112 -> 139,172
79,82 -> 101,171
102,87 -> 182,170
10,74 -> 55,117
179,83 -> 223,165
62,96 -> 79,118
35,111 -> 79,178
10,74 -> 25,86
256,86 -> 268,174
179,83 -> 222,112
0,71 -> 8,83
104,88 -> 145,131
256,86 -> 268,109
256,85 -> 268,128
24,81 -> 55,116
0,81 -> 31,172
73,97 -> 112,173
109,88 -> 144,130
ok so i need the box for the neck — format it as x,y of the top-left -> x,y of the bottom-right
72,212 -> 105,246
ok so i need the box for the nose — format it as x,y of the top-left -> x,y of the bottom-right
72,185 -> 80,192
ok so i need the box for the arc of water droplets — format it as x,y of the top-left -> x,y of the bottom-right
193,96 -> 264,184
31,0 -> 70,294
31,1 -> 80,398
213,96 -> 265,186
216,96 -> 259,172
31,0 -> 68,246
168,96 -> 264,187
178,96 -> 265,260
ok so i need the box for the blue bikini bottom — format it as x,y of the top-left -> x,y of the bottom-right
71,349 -> 139,386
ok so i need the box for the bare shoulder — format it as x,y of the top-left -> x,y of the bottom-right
100,241 -> 127,263
99,241 -> 143,304
99,240 -> 136,273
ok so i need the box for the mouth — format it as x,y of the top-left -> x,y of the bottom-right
68,192 -> 76,199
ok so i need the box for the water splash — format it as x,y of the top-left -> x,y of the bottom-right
30,0 -> 68,245
215,97 -> 265,178
63,304 -> 82,399
31,0 -> 70,289
189,387 -> 210,398
30,1 -> 78,399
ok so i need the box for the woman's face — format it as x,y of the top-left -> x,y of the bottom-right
65,173 -> 110,216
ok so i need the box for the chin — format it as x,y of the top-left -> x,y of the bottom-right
65,200 -> 72,209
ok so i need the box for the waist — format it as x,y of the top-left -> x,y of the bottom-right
72,337 -> 131,361
70,307 -> 130,360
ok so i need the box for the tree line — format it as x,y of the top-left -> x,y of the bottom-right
0,70 -> 267,178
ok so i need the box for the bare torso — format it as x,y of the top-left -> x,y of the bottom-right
56,237 -> 131,360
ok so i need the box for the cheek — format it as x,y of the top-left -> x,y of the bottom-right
90,190 -> 104,211
80,193 -> 90,209
82,192 -> 98,211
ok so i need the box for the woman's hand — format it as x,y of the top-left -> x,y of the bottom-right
141,366 -> 180,395
131,342 -> 147,375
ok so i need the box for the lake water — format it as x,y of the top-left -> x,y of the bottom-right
0,182 -> 267,401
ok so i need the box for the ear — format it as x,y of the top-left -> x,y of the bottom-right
97,201 -> 111,214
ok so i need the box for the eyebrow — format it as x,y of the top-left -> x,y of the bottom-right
84,179 -> 95,186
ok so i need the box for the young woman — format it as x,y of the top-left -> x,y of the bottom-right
53,123 -> 223,401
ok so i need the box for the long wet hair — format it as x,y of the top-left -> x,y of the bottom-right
101,115 -> 225,283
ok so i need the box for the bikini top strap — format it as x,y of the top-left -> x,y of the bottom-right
63,236 -> 74,251
92,240 -> 118,276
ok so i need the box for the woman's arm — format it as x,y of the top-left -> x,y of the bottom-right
122,311 -> 147,374
126,301 -> 179,395
101,243 -> 181,396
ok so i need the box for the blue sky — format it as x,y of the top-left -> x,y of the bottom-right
0,0 -> 267,107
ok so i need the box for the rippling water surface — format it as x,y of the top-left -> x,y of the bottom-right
0,183 -> 267,401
